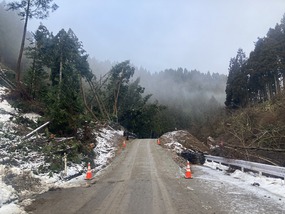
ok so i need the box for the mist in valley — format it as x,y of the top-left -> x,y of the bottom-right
0,1 -> 22,69
88,57 -> 227,131
0,1 -> 31,71
0,0 -> 227,135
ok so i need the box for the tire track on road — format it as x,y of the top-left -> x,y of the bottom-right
76,140 -> 140,214
147,139 -> 176,214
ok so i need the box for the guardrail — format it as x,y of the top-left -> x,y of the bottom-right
205,155 -> 285,180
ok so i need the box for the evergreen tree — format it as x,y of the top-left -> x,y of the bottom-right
44,29 -> 91,135
225,49 -> 248,108
6,0 -> 58,84
278,15 -> 285,87
25,24 -> 51,99
104,60 -> 135,121
118,78 -> 153,135
24,27 -> 92,135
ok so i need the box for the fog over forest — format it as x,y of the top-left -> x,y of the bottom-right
0,0 -> 227,133
88,57 -> 227,128
0,0 -> 228,114
0,1 -> 22,68
0,1 -> 32,70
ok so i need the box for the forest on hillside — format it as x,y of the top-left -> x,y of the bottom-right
88,57 -> 227,135
0,0 -> 227,139
1,0 -> 285,166
226,15 -> 285,108
0,1 -> 165,138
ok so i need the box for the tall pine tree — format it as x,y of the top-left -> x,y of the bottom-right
225,49 -> 248,108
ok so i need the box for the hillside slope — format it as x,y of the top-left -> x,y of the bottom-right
205,94 -> 285,166
0,86 -> 125,213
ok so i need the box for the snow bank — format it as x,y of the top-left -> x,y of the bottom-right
0,87 -> 17,116
0,87 -> 18,136
0,125 -> 123,213
0,86 -> 124,213
0,176 -> 17,205
164,141 -> 186,153
94,128 -> 123,173
202,161 -> 285,199
0,203 -> 25,214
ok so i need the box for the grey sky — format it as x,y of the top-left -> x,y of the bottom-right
26,0 -> 285,74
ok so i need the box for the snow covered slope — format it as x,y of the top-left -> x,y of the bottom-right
0,86 -> 124,213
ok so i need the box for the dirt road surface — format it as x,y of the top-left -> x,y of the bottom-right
25,139 -> 284,214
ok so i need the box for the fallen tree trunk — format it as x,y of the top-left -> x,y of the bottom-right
22,121 -> 50,140
225,145 -> 285,152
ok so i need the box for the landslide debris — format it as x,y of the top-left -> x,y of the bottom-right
159,130 -> 210,165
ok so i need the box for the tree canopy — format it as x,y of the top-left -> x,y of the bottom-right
225,14 -> 285,108
24,25 -> 91,135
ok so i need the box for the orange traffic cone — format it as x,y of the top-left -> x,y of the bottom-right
122,140 -> 126,148
157,138 -> 160,145
185,161 -> 192,179
85,162 -> 92,180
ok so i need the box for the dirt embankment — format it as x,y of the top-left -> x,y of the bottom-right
160,130 -> 209,153
158,130 -> 210,166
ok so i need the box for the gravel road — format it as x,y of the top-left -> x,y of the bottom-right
25,139 -> 285,214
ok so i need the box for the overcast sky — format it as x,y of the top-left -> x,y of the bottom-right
26,0 -> 285,74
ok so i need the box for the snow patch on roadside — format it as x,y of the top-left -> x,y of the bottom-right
201,161 -> 285,200
0,125 -> 123,214
94,128 -> 123,173
0,87 -> 17,115
0,86 -> 124,213
163,130 -> 178,138
0,203 -> 25,214
0,87 -> 18,136
164,141 -> 186,154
